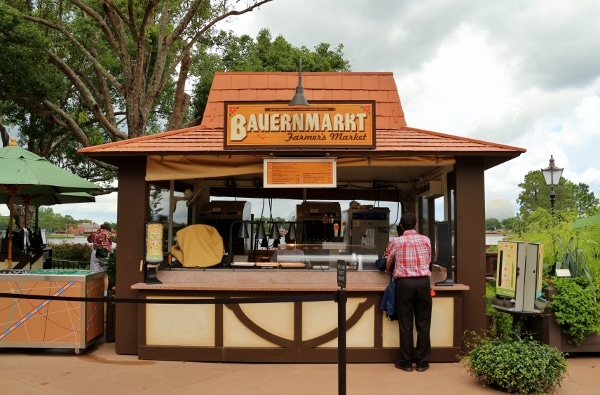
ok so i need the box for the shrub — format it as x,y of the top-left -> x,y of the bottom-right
463,332 -> 567,394
51,242 -> 91,262
548,276 -> 600,345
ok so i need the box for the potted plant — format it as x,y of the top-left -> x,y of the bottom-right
546,276 -> 600,346
545,235 -> 600,347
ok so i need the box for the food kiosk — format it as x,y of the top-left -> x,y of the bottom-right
79,71 -> 525,362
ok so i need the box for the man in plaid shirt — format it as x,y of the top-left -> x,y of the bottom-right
385,212 -> 432,373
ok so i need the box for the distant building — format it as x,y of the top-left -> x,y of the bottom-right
81,223 -> 97,234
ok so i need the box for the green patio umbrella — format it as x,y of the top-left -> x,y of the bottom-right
0,138 -> 99,265
1,191 -> 96,206
572,215 -> 600,230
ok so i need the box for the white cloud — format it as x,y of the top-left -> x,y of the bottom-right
6,0 -> 599,225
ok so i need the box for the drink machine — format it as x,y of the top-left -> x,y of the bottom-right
296,201 -> 342,243
494,241 -> 545,313
197,201 -> 251,255
342,207 -> 390,257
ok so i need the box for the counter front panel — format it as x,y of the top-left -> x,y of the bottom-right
0,269 -> 105,352
133,268 -> 467,363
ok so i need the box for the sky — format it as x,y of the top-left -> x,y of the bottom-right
3,0 -> 600,226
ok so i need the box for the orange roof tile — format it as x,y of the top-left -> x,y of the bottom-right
80,71 -> 525,169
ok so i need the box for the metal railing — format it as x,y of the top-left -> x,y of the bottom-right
51,259 -> 90,270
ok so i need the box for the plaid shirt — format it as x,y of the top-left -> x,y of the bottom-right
387,229 -> 431,278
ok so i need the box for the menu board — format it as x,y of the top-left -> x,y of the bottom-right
264,158 -> 336,188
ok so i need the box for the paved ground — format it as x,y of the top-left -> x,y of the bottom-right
1,339 -> 599,394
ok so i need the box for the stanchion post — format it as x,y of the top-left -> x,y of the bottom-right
336,259 -> 347,395
336,289 -> 347,395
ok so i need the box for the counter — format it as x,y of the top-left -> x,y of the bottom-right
0,269 -> 105,353
132,266 -> 468,363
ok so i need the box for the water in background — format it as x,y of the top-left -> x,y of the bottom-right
486,234 -> 507,245
47,237 -> 90,245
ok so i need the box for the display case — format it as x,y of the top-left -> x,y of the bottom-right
0,269 -> 105,353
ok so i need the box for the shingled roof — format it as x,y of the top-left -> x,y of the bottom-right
80,71 -> 525,169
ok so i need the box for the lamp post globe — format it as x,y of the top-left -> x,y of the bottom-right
541,155 -> 564,213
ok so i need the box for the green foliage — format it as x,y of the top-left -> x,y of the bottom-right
485,282 -> 513,340
191,28 -> 351,123
2,0 -> 277,181
52,242 -> 116,288
485,217 -> 501,231
556,237 -> 591,280
462,332 -> 567,394
51,242 -> 92,262
502,216 -> 521,233
548,276 -> 600,345
509,206 -> 600,279
516,170 -> 597,219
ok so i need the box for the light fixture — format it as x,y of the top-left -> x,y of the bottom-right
256,222 -> 266,240
541,155 -> 564,212
270,223 -> 280,240
286,222 -> 297,242
237,222 -> 249,238
288,58 -> 309,107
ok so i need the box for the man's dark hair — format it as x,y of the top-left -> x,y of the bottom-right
400,212 -> 417,231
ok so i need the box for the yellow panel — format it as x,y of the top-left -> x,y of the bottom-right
303,301 -> 337,340
431,297 -> 454,347
223,302 -> 294,347
382,315 -> 399,348
146,297 -> 215,346
303,297 -> 371,348
347,304 -> 374,347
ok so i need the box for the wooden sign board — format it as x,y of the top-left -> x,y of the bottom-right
264,158 -> 336,188
224,101 -> 376,149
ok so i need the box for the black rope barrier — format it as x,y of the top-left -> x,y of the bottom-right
0,292 -> 336,305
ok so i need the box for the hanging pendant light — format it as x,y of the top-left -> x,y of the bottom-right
288,59 -> 309,107
270,223 -> 280,239
286,222 -> 297,242
256,221 -> 266,240
237,222 -> 249,238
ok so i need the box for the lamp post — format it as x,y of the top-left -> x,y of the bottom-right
541,155 -> 564,215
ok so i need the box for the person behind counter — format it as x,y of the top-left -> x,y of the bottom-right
270,239 -> 311,267
87,222 -> 114,296
385,212 -> 432,373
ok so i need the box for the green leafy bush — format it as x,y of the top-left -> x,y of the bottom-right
463,332 -> 567,394
548,276 -> 600,345
51,242 -> 92,262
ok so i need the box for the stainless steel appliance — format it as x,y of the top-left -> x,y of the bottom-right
342,207 -> 390,257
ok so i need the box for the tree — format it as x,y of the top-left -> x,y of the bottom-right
502,217 -> 521,233
485,218 -> 502,231
1,0 -> 276,179
574,182 -> 600,217
190,28 -> 350,124
517,170 -> 597,219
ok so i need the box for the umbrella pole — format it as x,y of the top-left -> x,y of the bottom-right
5,193 -> 13,269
